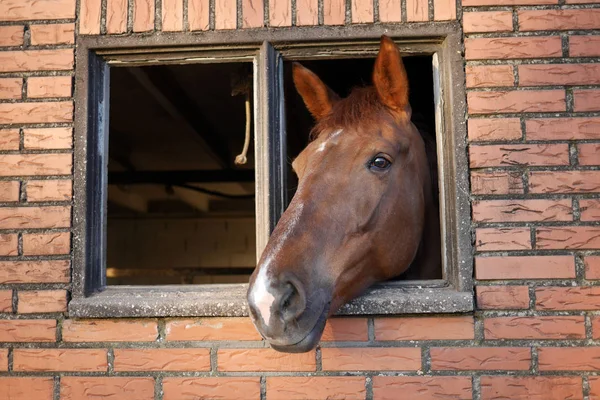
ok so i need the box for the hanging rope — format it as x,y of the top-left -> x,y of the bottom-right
235,95 -> 251,165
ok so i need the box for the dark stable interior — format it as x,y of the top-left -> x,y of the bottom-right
106,56 -> 439,285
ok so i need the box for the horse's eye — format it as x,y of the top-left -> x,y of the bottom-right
370,156 -> 392,171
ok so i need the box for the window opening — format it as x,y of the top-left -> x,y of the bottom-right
106,62 -> 256,285
282,55 -> 441,279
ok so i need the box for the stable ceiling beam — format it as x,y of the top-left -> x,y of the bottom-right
108,169 -> 255,184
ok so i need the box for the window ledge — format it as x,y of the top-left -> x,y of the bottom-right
68,284 -> 473,318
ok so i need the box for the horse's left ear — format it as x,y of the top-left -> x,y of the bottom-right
373,35 -> 411,118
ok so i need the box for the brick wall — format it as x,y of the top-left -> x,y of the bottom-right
0,0 -> 599,398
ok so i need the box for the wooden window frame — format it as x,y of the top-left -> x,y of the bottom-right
70,23 -> 473,318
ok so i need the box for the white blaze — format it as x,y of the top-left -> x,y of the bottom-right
251,267 -> 275,326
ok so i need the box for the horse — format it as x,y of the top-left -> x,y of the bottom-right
246,35 -> 441,353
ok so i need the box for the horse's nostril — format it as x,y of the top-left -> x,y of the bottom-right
279,280 -> 306,323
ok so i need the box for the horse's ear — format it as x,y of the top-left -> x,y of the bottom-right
373,35 -> 411,117
292,62 -> 340,120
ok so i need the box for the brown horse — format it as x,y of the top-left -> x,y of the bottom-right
246,36 -> 441,353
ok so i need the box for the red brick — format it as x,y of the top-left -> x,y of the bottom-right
527,118 -> 600,140
23,127 -> 71,150
471,171 -> 523,195
594,316 -> 600,339
484,316 -> 584,339
0,234 -> 17,256
114,348 -> 210,371
215,0 -> 237,29
269,0 -> 291,26
406,0 -> 428,21
218,348 -> 315,371
466,65 -> 514,88
536,286 -> 600,310
539,347 -> 600,371
570,36 -> 600,57
481,376 -> 582,400
0,128 -> 19,150
0,154 -> 71,177
0,289 -> 12,312
476,227 -> 531,251
431,347 -> 530,370
30,23 -> 75,45
166,317 -> 261,341
0,349 -> 6,371
63,319 -> 158,342
26,180 -> 72,201
520,64 -> 600,86
519,9 -> 600,31
324,0 -> 345,25
434,0 -> 456,20
162,0 -> 184,31
581,199 -> 600,221
17,290 -> 67,313
0,101 -> 72,124
23,232 -> 70,255
472,199 -> 572,223
241,0 -> 262,28
476,255 -> 575,280
352,0 -> 373,23
463,0 -> 555,4
0,77 -> 22,99
14,349 -> 107,371
465,37 -> 562,60
0,180 -> 20,202
267,377 -> 366,400
80,0 -> 102,34
375,316 -> 474,340
463,11 -> 512,33
0,377 -> 53,400
537,227 -> 600,250
0,25 -> 24,46
530,171 -> 600,194
373,376 -> 472,400
585,256 -> 600,279
470,144 -> 569,168
321,318 -> 368,341
163,377 -> 260,400
0,260 -> 70,283
379,0 -> 401,23
468,90 -> 565,114
134,0 -> 155,32
296,0 -> 318,25
0,207 -> 70,229
27,76 -> 71,99
0,319 -> 56,342
468,118 -> 521,142
573,90 -> 600,112
0,0 -> 75,21
476,285 -> 530,309
107,0 -> 127,34
61,377 -> 154,400
0,49 -> 73,72
322,347 -> 421,371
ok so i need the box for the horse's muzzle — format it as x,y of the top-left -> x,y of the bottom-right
247,273 -> 330,353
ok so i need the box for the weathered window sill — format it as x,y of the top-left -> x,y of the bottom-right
68,283 -> 474,318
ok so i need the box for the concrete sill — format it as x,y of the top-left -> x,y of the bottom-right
68,282 -> 474,318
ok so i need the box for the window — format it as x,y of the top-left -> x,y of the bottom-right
71,24 -> 473,318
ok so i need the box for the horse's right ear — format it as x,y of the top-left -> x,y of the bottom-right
292,62 -> 340,120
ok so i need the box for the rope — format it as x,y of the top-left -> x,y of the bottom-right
234,94 -> 251,165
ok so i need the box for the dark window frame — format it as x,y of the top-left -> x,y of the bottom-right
70,23 -> 473,318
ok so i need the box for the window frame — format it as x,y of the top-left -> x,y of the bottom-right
70,23 -> 473,318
